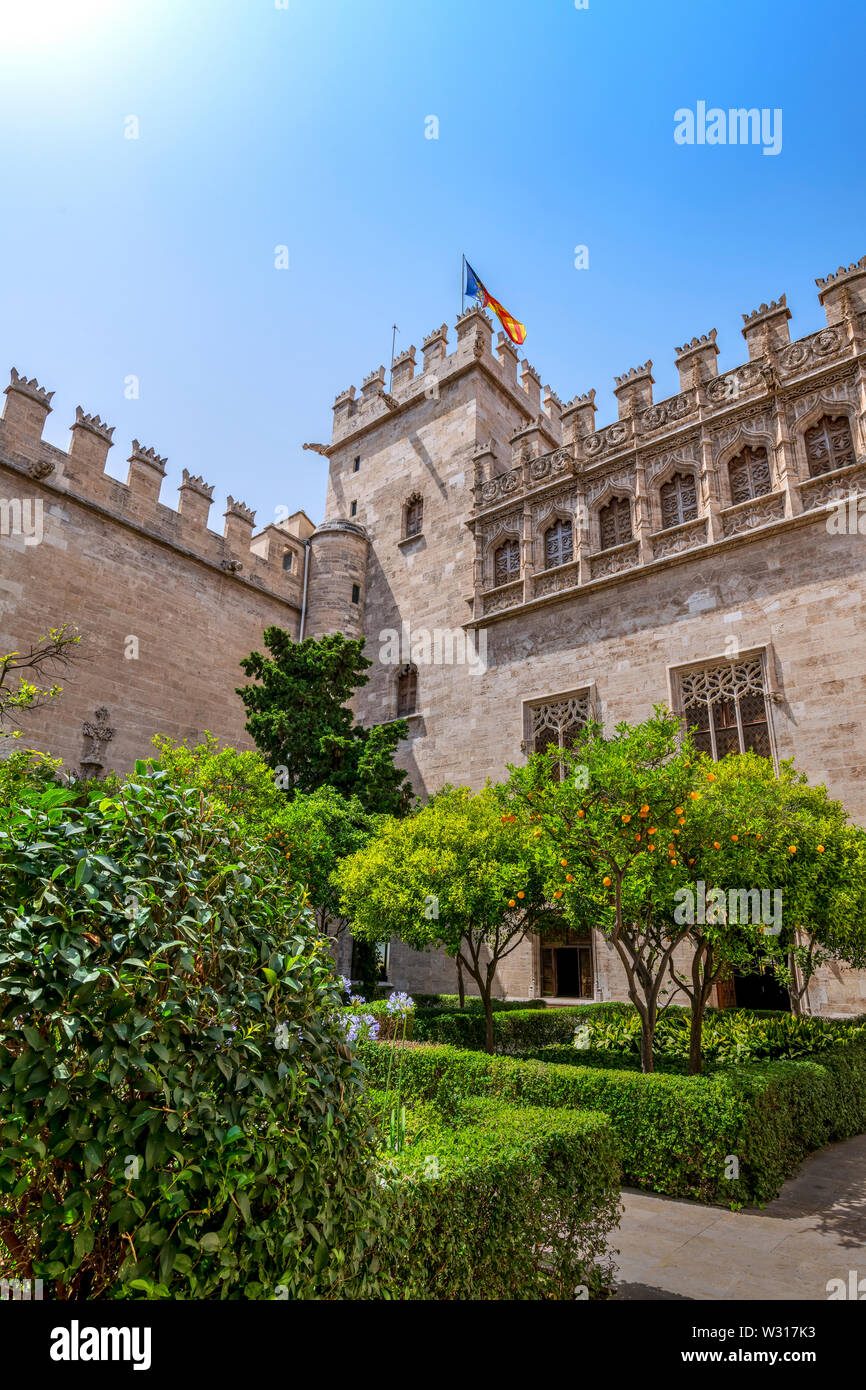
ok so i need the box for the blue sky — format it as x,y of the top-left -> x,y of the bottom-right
1,0 -> 864,530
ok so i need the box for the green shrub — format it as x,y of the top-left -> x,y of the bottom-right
367,1090 -> 620,1299
0,762 -> 381,1299
358,1037 -> 866,1205
411,994 -> 547,1014
414,1001 -> 633,1051
549,1009 -> 864,1063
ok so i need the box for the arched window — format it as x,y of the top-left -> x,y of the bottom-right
396,664 -> 418,717
728,446 -> 772,505
598,496 -> 632,550
544,518 -> 573,569
659,472 -> 698,530
281,550 -> 293,572
494,538 -> 520,585
404,494 -> 423,538
804,415 -> 855,478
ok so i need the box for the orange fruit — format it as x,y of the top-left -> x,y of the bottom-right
674,806 -> 683,815
517,890 -> 525,899
566,873 -> 574,882
707,772 -> 716,783
788,846 -> 797,854
648,827 -> 657,835
688,857 -> 695,865
689,791 -> 699,801
622,814 -> 632,823
560,858 -> 568,867
553,890 -> 563,900
602,876 -> 612,886
678,818 -> 686,826
577,809 -> 585,819
508,898 -> 516,907
713,841 -> 721,850
817,845 -> 825,853
731,834 -> 739,842
634,833 -> 641,842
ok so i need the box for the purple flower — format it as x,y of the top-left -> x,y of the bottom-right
385,990 -> 414,1017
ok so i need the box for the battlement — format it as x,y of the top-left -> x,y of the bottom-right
0,365 -> 308,604
329,252 -> 866,466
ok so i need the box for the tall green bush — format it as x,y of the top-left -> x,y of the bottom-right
0,760 -> 381,1299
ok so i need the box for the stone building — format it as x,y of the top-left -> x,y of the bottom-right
312,255 -> 866,1016
2,253 -> 866,1014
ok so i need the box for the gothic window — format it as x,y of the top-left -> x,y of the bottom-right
494,538 -> 520,585
544,518 -> 573,569
728,446 -> 772,505
659,472 -> 698,530
396,663 -> 418,717
598,496 -> 632,550
804,415 -> 855,478
679,657 -> 772,762
404,494 -> 423,538
529,694 -> 592,767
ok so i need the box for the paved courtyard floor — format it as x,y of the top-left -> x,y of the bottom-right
612,1132 -> 866,1300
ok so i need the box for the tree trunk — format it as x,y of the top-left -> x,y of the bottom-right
456,955 -> 465,1009
688,1008 -> 703,1075
480,978 -> 495,1054
639,1018 -> 655,1074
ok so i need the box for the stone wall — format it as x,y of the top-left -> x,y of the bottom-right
0,370 -> 305,773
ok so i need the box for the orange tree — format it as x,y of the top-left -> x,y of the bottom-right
506,712 -> 703,1072
333,785 -> 550,1052
507,714 -> 866,1073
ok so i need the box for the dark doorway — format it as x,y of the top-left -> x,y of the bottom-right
555,948 -> 581,998
733,969 -> 790,1012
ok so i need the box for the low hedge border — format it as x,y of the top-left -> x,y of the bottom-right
369,1092 -> 621,1300
358,1037 -> 866,1206
413,1002 -> 635,1050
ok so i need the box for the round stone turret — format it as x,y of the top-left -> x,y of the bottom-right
303,519 -> 369,639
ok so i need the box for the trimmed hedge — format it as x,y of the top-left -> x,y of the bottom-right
413,1001 -> 634,1051
370,1092 -> 621,1299
411,994 -> 547,1014
358,1037 -> 866,1205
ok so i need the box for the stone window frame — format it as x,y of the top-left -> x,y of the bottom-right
657,469 -> 700,532
648,458 -> 702,533
401,491 -> 424,541
792,399 -> 860,483
519,683 -> 598,758
667,645 -> 780,771
531,501 -> 574,572
481,520 -> 522,589
715,427 -> 776,509
395,662 -> 419,719
595,493 -> 634,552
541,515 -> 575,570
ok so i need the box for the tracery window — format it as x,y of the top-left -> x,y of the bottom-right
405,494 -> 423,538
728,446 -> 772,505
659,471 -> 698,530
804,415 -> 855,478
530,695 -> 592,756
544,518 -> 573,569
396,663 -> 418,717
680,658 -> 772,761
494,538 -> 520,586
598,496 -> 632,550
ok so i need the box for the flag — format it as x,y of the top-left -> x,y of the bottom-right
464,260 -> 526,345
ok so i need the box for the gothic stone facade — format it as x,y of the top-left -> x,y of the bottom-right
319,257 -> 866,1016
3,254 -> 866,1015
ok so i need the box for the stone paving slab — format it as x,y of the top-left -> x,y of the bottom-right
612,1133 -> 866,1300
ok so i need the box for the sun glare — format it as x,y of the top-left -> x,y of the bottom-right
0,0 -> 120,49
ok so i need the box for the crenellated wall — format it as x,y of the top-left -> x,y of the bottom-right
0,368 -> 310,773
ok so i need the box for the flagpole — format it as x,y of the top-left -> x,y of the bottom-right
461,253 -> 465,316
